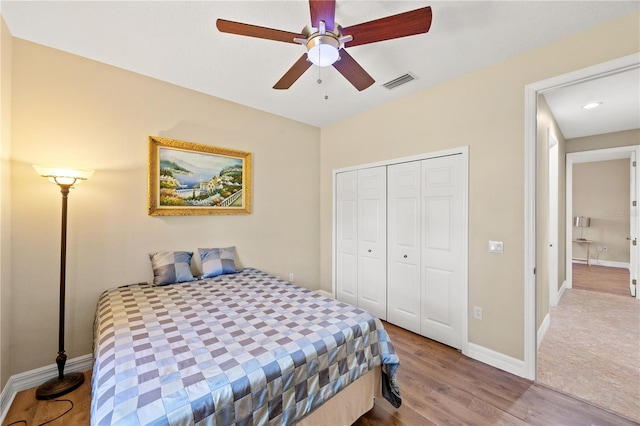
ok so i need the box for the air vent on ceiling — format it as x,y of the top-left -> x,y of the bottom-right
382,73 -> 417,90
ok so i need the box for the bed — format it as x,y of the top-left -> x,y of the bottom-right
91,268 -> 400,425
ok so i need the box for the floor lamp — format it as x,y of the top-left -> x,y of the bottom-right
33,165 -> 94,400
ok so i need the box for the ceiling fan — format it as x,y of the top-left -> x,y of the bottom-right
216,1 -> 432,91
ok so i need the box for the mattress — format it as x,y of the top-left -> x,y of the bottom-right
91,268 -> 400,425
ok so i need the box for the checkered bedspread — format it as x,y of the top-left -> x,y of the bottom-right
91,268 -> 400,425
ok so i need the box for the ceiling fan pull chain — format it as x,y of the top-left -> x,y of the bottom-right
315,67 -> 329,100
325,71 -> 329,100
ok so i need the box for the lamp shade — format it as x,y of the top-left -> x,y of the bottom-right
573,216 -> 591,227
33,165 -> 94,186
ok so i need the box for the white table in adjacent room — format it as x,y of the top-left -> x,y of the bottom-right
572,239 -> 593,266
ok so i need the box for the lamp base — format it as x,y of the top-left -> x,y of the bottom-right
35,372 -> 84,400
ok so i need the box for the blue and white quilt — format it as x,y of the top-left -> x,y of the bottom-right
91,268 -> 400,425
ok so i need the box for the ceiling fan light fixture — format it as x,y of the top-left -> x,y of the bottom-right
217,4 -> 432,90
306,35 -> 340,67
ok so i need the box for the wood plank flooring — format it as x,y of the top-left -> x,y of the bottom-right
356,323 -> 637,425
3,370 -> 92,425
4,322 -> 638,425
572,262 -> 630,297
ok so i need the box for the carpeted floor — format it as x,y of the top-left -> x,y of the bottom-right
537,288 -> 640,421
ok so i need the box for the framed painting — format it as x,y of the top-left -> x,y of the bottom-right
148,136 -> 252,216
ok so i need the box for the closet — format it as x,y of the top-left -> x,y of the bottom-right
335,167 -> 387,320
334,151 -> 467,350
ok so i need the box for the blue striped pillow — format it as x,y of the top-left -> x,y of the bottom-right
149,251 -> 196,286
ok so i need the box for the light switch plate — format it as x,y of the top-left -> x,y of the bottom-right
489,240 -> 504,254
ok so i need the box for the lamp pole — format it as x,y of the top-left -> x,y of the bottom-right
33,167 -> 93,400
56,183 -> 71,380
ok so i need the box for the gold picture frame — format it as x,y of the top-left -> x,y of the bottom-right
148,136 -> 252,216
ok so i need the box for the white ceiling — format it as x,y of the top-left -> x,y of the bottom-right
543,67 -> 640,140
1,1 -> 639,131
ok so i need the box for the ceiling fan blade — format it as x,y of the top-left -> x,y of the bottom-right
342,6 -> 432,48
309,0 -> 336,32
333,49 -> 375,91
216,19 -> 304,44
273,54 -> 313,89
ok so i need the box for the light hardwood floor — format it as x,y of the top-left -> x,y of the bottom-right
3,371 -> 92,425
4,322 -> 637,425
572,262 -> 630,297
356,323 -> 638,425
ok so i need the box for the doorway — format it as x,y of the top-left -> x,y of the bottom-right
523,53 -> 640,380
566,147 -> 638,291
538,147 -> 639,418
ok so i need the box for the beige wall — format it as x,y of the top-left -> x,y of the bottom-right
320,12 -> 639,360
566,129 -> 640,268
536,95 -> 567,329
573,159 -> 631,263
566,129 -> 640,153
0,15 -> 12,389
9,39 -> 321,375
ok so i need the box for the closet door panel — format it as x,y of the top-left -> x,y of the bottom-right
425,197 -> 452,250
388,262 -> 420,333
421,155 -> 464,349
336,171 -> 358,306
387,161 -> 421,333
423,267 -> 452,325
357,167 -> 387,319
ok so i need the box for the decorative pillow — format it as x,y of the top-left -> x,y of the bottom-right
149,251 -> 196,286
199,246 -> 237,279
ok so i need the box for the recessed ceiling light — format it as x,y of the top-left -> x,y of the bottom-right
582,102 -> 602,109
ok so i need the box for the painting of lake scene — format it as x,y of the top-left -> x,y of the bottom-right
148,137 -> 252,215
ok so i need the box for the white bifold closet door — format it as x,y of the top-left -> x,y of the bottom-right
387,161 -> 422,334
387,155 -> 465,349
420,155 -> 465,349
356,168 -> 387,319
335,171 -> 358,307
335,167 -> 387,320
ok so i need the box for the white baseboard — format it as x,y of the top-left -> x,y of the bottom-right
316,289 -> 334,298
467,343 -> 528,379
537,313 -> 550,350
591,260 -> 630,269
0,354 -> 93,423
0,375 -> 17,424
557,280 -> 568,301
573,259 -> 630,269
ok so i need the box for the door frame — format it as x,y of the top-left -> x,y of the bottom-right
332,146 -> 469,355
548,129 -> 559,307
524,53 -> 640,380
566,146 -> 639,292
